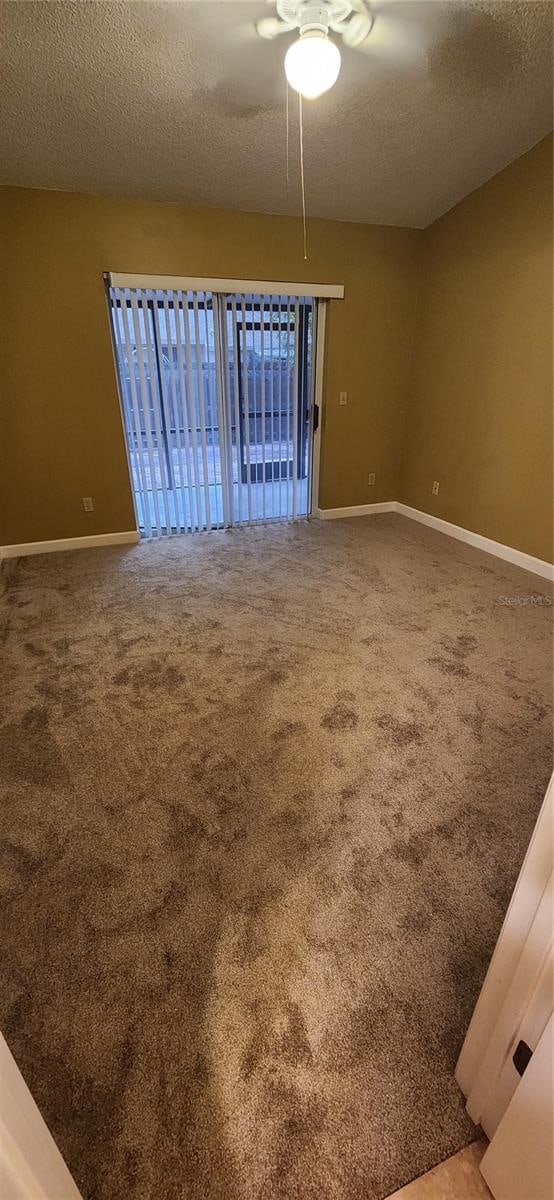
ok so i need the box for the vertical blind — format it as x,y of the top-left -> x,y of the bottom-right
108,286 -> 317,536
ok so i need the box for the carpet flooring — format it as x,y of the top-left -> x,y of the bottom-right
1,514 -> 552,1200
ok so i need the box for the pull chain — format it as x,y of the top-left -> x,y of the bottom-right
285,80 -> 290,199
299,93 -> 308,260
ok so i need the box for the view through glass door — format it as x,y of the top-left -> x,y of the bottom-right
108,287 -> 316,536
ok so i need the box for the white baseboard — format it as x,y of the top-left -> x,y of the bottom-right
395,504 -> 554,582
0,530 -> 140,560
315,501 -> 397,520
315,501 -> 553,580
2,510 -> 552,581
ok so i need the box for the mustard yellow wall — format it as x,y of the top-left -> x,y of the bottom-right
2,138 -> 552,556
400,135 -> 554,563
0,188 -> 421,544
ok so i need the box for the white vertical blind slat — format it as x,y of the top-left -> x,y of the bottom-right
259,295 -> 266,522
249,295 -> 260,520
213,296 -> 232,528
115,301 -> 143,532
173,292 -> 198,532
181,291 -> 204,532
129,291 -> 162,535
269,295 -> 275,522
275,297 -> 281,518
286,296 -> 293,522
114,292 -> 152,538
150,295 -> 182,535
305,300 -> 315,517
202,294 -> 219,527
240,295 -> 253,525
161,292 -> 188,534
191,292 -> 212,530
229,297 -> 243,527
142,290 -> 172,533
292,299 -> 300,520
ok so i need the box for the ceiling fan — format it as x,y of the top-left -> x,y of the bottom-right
256,0 -> 375,97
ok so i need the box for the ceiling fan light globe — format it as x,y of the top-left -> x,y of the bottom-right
284,30 -> 341,98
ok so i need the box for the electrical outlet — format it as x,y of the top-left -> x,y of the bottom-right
432,481 -> 440,496
82,496 -> 94,512
339,391 -> 348,406
368,472 -> 376,486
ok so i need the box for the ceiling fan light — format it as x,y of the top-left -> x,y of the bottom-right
284,29 -> 341,98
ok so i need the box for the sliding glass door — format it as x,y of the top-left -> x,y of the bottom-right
108,286 -> 316,536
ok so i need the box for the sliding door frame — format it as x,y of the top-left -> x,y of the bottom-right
309,300 -> 327,517
105,276 -> 335,533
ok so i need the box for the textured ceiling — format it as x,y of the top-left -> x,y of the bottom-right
1,0 -> 552,227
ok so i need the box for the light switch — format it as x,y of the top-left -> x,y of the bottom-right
339,391 -> 348,406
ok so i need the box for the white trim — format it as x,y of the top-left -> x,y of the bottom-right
479,1013 -> 554,1200
316,501 -> 397,519
104,284 -> 143,534
0,1033 -> 83,1199
395,503 -> 554,581
315,501 -> 554,579
107,273 -> 344,299
456,775 -> 553,1112
309,301 -> 327,515
3,507 -> 551,579
0,531 -> 140,559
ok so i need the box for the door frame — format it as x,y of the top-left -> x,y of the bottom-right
309,299 -> 327,517
0,1034 -> 83,1200
107,280 -> 334,531
479,1013 -> 553,1200
456,773 -> 553,1123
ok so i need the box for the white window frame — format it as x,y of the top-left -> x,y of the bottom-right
107,273 -> 344,300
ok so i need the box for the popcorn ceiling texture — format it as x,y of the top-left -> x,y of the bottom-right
1,0 -> 552,227
1,514 -> 552,1200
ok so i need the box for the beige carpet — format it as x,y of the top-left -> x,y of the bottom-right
1,514 -> 552,1200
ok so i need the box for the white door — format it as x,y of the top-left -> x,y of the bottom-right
0,1034 -> 83,1200
456,774 -> 553,1200
479,1015 -> 553,1200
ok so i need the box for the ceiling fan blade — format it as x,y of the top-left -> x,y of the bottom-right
339,12 -> 375,48
256,17 -> 296,40
356,7 -> 431,65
